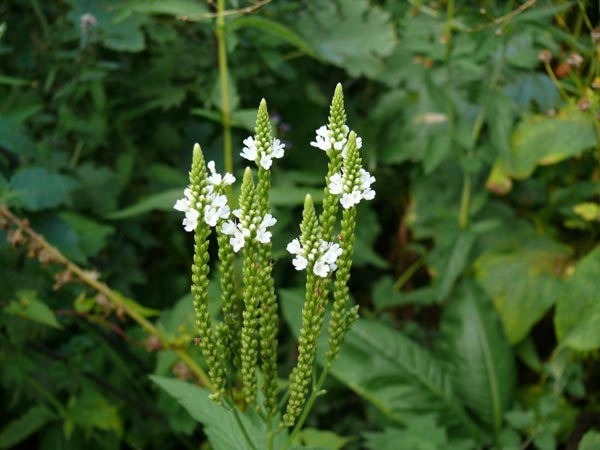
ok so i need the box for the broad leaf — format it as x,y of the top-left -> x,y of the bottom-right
280,289 -> 482,439
64,388 -> 122,438
555,246 -> 600,351
506,106 -> 597,179
10,167 -> 77,211
474,235 -> 570,344
0,118 -> 37,157
151,376 -> 287,450
439,284 -> 516,436
296,0 -> 397,78
578,430 -> 600,450
0,405 -> 55,449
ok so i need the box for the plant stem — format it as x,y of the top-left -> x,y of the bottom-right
0,206 -> 214,391
216,0 -> 233,186
281,369 -> 329,450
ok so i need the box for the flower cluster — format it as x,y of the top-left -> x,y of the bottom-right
222,211 -> 277,253
310,124 -> 362,158
173,160 -> 235,231
328,168 -> 375,209
241,136 -> 285,170
287,238 -> 342,278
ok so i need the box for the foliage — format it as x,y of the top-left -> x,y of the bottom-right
1,0 -> 600,449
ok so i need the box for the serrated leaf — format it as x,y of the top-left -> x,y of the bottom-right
0,118 -> 37,157
295,428 -> 349,450
5,291 -> 62,329
439,284 -> 516,436
10,167 -> 77,211
150,376 -> 287,450
506,106 -> 597,179
0,405 -> 55,449
297,0 -> 397,78
578,430 -> 600,450
474,235 -> 570,344
280,289 -> 482,439
555,246 -> 600,351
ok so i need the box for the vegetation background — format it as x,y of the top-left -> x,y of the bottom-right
1,0 -> 600,449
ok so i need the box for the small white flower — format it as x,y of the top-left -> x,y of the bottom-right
292,255 -> 308,271
310,126 -> 332,152
271,138 -> 285,158
204,194 -> 230,227
183,208 -> 199,232
256,213 -> 277,244
260,153 -> 273,170
328,173 -> 344,195
287,238 -> 302,255
321,242 -> 342,265
221,220 -> 247,252
241,136 -> 258,161
313,260 -> 330,277
207,160 -> 236,187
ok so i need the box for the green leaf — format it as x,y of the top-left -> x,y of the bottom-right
296,0 -> 397,78
474,235 -> 570,344
295,428 -> 349,450
506,106 -> 597,179
439,284 -> 516,436
60,212 -> 114,258
64,388 -> 122,436
5,291 -> 62,329
578,430 -> 600,450
150,375 -> 287,450
436,230 -> 475,302
555,246 -> 600,351
280,289 -> 481,438
116,0 -> 208,20
0,405 -> 55,449
108,189 -> 182,219
231,16 -> 317,57
483,88 -> 514,162
0,118 -> 37,156
10,167 -> 77,211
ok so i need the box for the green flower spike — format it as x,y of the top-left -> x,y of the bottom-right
253,100 -> 280,417
188,144 -> 227,403
283,194 -> 332,427
326,132 -> 366,366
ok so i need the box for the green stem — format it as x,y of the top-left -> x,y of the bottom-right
459,172 -> 471,229
216,0 -> 233,187
281,369 -> 329,450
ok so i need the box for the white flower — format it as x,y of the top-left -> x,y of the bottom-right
310,126 -> 332,152
240,136 -> 285,170
313,260 -> 330,277
207,160 -> 235,187
222,220 -> 247,252
182,208 -> 199,232
204,193 -> 230,227
310,124 -> 359,159
287,237 -> 341,278
241,136 -> 258,161
256,213 -> 277,244
328,173 -> 344,195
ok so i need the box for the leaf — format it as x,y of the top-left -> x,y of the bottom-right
483,88 -> 514,162
10,167 -> 77,211
578,430 -> 600,450
296,428 -> 350,450
0,118 -> 37,156
555,246 -> 600,351
296,0 -> 397,78
474,235 -> 570,344
439,284 -> 516,436
150,375 -> 287,450
64,388 -> 122,436
231,16 -> 316,57
506,107 -> 597,179
0,405 -> 55,449
60,212 -> 114,258
116,0 -> 208,20
280,289 -> 482,439
108,189 -> 183,219
5,291 -> 63,330
436,230 -> 475,302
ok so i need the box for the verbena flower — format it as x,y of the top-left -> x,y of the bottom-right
221,210 -> 277,252
287,237 -> 342,278
310,124 -> 362,158
173,160 -> 235,231
241,136 -> 285,170
328,167 -> 375,209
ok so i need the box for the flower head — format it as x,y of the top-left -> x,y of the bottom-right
221,212 -> 277,252
240,136 -> 285,170
310,124 -> 361,159
287,237 -> 341,278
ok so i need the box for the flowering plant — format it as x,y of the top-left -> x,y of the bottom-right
173,84 -> 374,449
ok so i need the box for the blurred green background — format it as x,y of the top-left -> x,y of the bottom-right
1,1 -> 600,449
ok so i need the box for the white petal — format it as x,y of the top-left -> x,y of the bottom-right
183,215 -> 198,232
260,154 -> 273,170
271,138 -> 285,158
328,173 -> 344,195
174,198 -> 189,212
261,213 -> 277,228
287,238 -> 302,255
207,160 -> 216,174
221,220 -> 237,235
313,260 -> 329,278
232,208 -> 242,219
340,193 -> 354,209
223,173 -> 235,186
241,136 -> 258,161
256,228 -> 272,244
230,233 -> 245,252
292,255 -> 308,271
362,188 -> 376,201
204,208 -> 219,227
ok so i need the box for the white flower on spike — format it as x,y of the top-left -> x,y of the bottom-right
221,219 -> 250,252
240,136 -> 285,170
222,212 -> 277,252
256,213 -> 277,244
204,193 -> 230,227
286,238 -> 342,278
328,165 -> 376,210
311,124 -> 361,160
207,160 -> 235,187
174,187 -> 201,232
